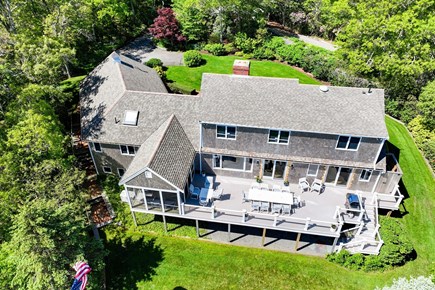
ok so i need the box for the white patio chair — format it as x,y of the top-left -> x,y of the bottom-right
272,203 -> 282,214
282,186 -> 291,193
298,178 -> 310,192
294,195 -> 302,208
212,188 -> 223,200
260,183 -> 269,191
251,200 -> 261,211
251,182 -> 260,189
260,202 -> 270,213
273,185 -> 281,192
242,191 -> 250,203
311,179 -> 323,194
282,204 -> 292,215
189,184 -> 200,200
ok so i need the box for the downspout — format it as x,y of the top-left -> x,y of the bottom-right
199,121 -> 203,173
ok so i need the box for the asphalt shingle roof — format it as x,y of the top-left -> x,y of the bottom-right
119,115 -> 195,190
199,74 -> 388,138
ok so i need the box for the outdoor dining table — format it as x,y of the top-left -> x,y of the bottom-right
248,188 -> 294,205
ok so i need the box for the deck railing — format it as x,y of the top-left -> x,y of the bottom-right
179,202 -> 342,235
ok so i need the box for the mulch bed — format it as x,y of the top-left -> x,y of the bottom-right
88,196 -> 116,228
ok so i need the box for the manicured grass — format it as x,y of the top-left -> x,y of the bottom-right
104,117 -> 435,290
166,54 -> 320,92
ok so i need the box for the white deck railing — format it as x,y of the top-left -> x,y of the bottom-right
179,202 -> 342,235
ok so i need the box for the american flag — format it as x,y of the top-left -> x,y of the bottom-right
70,261 -> 91,290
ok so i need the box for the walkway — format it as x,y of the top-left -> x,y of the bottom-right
118,36 -> 184,66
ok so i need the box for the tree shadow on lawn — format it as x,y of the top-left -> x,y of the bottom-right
105,235 -> 164,290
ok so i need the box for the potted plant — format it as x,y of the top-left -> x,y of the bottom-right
330,224 -> 338,232
283,180 -> 289,186
255,176 -> 262,183
201,171 -> 206,177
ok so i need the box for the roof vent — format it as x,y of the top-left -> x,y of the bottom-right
123,110 -> 139,126
111,52 -> 121,63
319,85 -> 329,92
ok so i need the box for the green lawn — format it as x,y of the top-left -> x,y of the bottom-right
103,117 -> 435,290
166,54 -> 320,93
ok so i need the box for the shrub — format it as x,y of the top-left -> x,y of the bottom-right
234,51 -> 244,57
408,116 -> 435,171
153,66 -> 166,81
145,58 -> 163,68
234,32 -> 258,53
224,43 -> 236,54
276,42 -> 306,66
204,43 -> 226,56
263,37 -> 286,51
378,218 -> 415,267
183,50 -> 203,67
252,47 -> 275,60
375,276 -> 435,290
327,218 -> 415,271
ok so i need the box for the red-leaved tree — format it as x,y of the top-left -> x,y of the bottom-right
148,8 -> 186,49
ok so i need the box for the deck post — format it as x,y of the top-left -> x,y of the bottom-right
273,214 -> 278,227
195,219 -> 200,237
242,209 -> 246,222
162,215 -> 167,232
211,205 -> 215,219
331,236 -> 339,253
386,210 -> 392,217
131,210 -> 137,227
181,202 -> 185,215
261,228 -> 267,246
304,218 -> 311,231
295,232 -> 301,251
228,224 -> 231,242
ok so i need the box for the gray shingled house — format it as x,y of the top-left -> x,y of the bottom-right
81,52 -> 404,255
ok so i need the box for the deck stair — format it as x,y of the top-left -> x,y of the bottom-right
337,198 -> 383,255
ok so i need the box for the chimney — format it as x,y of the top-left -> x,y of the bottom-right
233,60 -> 250,76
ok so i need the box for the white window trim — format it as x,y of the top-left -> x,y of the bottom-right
335,135 -> 361,151
267,129 -> 290,145
117,168 -> 125,177
359,169 -> 372,182
212,154 -> 253,172
307,164 -> 320,176
216,125 -> 237,140
119,145 -> 136,156
103,166 -> 112,173
93,142 -> 102,152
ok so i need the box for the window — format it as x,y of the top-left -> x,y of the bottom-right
359,169 -> 372,181
216,125 -> 236,140
117,168 -> 125,177
103,166 -> 112,173
307,164 -> 319,176
336,136 -> 361,150
268,130 -> 290,144
213,155 -> 253,171
93,142 -> 102,152
120,145 -> 136,155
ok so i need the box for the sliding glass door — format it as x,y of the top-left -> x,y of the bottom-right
263,160 -> 286,179
325,166 -> 352,186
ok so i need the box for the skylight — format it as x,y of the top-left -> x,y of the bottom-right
123,110 -> 139,126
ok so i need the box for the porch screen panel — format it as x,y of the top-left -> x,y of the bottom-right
162,191 -> 178,213
126,187 -> 145,209
144,190 -> 162,212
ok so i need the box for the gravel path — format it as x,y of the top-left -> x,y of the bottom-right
118,36 -> 184,66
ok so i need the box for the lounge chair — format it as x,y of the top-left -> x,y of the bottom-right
298,178 -> 310,192
282,204 -> 292,215
189,184 -> 200,200
311,179 -> 324,194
